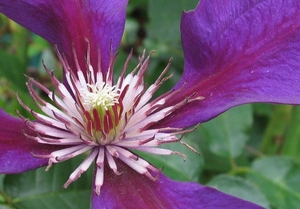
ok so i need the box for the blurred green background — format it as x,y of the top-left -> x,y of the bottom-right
1,1 -> 300,208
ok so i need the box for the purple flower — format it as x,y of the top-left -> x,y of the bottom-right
0,0 -> 299,208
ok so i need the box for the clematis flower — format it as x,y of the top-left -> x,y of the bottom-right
0,0 -> 299,208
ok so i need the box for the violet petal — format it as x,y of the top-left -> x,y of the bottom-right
91,160 -> 263,209
0,0 -> 128,73
162,0 -> 300,127
0,109 -> 57,174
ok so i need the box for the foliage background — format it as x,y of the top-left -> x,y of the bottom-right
1,1 -> 300,208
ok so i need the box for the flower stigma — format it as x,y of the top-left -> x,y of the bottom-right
16,42 -> 203,195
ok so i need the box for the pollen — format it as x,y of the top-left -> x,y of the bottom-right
81,82 -> 120,110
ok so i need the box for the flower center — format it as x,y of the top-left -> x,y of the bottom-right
79,82 -> 122,145
81,82 -> 120,111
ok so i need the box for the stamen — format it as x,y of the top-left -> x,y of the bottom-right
94,166 -> 104,196
105,150 -> 122,175
64,148 -> 98,188
82,82 -> 120,110
96,147 -> 105,168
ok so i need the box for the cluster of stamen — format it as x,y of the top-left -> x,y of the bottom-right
16,43 -> 203,195
82,82 -> 120,110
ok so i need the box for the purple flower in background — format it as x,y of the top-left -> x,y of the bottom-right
0,0 -> 300,208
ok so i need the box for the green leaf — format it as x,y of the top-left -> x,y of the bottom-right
253,103 -> 274,117
0,50 -> 27,92
0,175 -> 4,190
3,157 -> 92,209
0,204 -> 15,209
247,156 -> 300,209
281,106 -> 300,158
0,175 -> 5,204
148,0 -> 198,44
27,35 -> 50,59
146,0 -> 198,65
10,21 -> 30,67
200,105 -> 253,158
208,175 -> 270,208
259,105 -> 292,154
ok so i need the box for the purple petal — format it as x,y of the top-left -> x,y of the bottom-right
0,0 -> 128,73
161,0 -> 300,127
0,109 -> 57,174
92,160 -> 263,209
